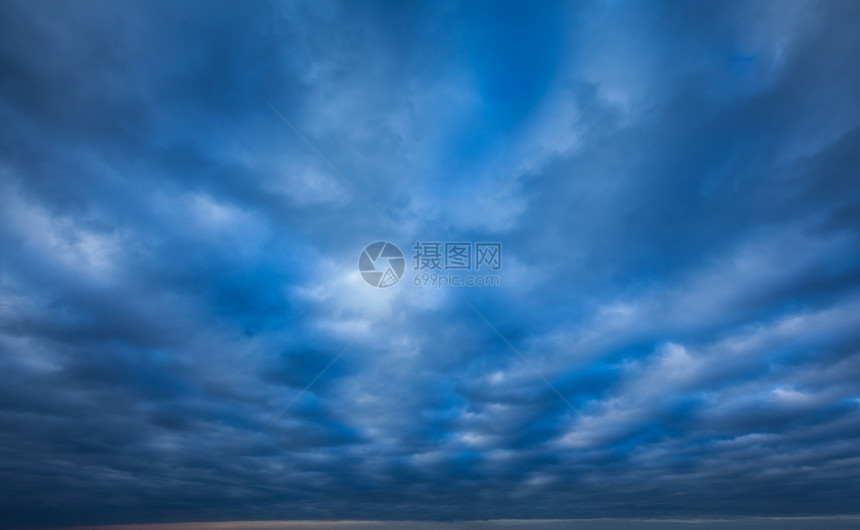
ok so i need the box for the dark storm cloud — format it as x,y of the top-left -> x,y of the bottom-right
1,0 -> 859,528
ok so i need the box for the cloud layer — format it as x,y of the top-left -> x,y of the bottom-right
1,0 -> 859,527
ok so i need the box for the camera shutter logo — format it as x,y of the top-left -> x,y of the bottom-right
359,241 -> 405,288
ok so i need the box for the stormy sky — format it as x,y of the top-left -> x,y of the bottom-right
1,0 -> 859,528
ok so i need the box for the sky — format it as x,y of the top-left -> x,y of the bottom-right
1,0 -> 860,528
